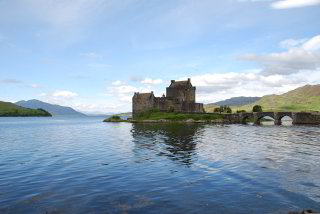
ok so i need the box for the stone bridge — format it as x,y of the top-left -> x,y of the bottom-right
233,112 -> 320,125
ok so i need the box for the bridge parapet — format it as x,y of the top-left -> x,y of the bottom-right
292,112 -> 320,125
230,112 -> 319,125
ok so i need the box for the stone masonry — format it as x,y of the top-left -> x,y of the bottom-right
132,78 -> 204,118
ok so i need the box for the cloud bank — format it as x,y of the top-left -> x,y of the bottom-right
271,0 -> 320,9
239,35 -> 320,75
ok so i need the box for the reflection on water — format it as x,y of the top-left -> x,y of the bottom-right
0,117 -> 319,214
131,123 -> 203,166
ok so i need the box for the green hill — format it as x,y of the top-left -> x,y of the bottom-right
235,84 -> 320,112
0,101 -> 52,117
16,99 -> 86,116
207,96 -> 261,106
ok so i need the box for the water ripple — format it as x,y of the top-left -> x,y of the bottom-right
0,117 -> 319,214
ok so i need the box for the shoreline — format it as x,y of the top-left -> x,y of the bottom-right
103,118 -> 235,124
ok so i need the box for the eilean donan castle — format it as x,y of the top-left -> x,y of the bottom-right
132,78 -> 204,118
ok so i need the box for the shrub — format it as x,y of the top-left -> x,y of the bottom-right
111,115 -> 121,120
226,106 -> 232,114
252,105 -> 263,112
213,107 -> 221,113
214,105 -> 232,114
168,106 -> 175,112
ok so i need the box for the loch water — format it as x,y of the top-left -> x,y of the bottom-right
0,117 -> 319,214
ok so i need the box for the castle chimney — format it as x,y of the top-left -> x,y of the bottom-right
187,78 -> 190,83
171,80 -> 175,84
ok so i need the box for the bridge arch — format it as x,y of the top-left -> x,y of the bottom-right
240,113 -> 254,124
274,112 -> 293,125
254,112 -> 275,125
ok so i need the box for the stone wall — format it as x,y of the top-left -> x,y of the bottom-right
292,112 -> 320,125
181,102 -> 204,113
166,86 -> 195,102
132,79 -> 203,118
153,98 -> 204,113
132,93 -> 155,118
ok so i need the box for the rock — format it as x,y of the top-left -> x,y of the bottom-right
185,119 -> 195,123
288,210 -> 319,214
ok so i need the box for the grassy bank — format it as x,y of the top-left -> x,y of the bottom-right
135,110 -> 224,121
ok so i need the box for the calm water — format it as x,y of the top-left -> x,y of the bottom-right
0,117 -> 319,214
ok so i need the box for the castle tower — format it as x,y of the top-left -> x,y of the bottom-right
166,78 -> 195,102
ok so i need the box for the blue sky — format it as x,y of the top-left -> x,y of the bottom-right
0,0 -> 320,113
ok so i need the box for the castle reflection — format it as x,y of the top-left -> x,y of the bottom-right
130,123 -> 205,166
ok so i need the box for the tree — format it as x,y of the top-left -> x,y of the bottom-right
236,110 -> 246,113
252,105 -> 262,112
226,106 -> 232,114
214,107 -> 221,113
214,106 -> 232,114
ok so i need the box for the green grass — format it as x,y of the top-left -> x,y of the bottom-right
0,101 -> 52,117
103,115 -> 129,122
136,110 -> 224,121
235,95 -> 320,112
204,85 -> 320,113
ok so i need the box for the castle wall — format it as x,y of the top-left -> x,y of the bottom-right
166,87 -> 195,102
186,87 -> 195,102
166,87 -> 185,102
132,93 -> 155,118
132,79 -> 204,117
153,98 -> 204,113
181,102 -> 204,113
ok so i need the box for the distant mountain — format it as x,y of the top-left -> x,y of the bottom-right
0,101 -> 51,117
207,96 -> 261,106
16,99 -> 87,116
114,112 -> 132,117
83,111 -> 132,117
235,84 -> 320,112
204,84 -> 320,113
82,111 -> 115,117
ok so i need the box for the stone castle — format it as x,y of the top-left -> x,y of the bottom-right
132,78 -> 204,118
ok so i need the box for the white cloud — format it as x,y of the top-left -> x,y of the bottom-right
0,79 -> 22,84
73,101 -> 127,114
112,80 -> 124,86
107,83 -> 153,103
87,63 -> 108,68
271,0 -> 320,9
239,35 -> 320,75
185,69 -> 320,103
141,78 -> 163,85
6,0 -> 133,46
183,35 -> 320,103
81,52 -> 103,59
279,38 -> 307,49
303,35 -> 320,51
38,90 -> 79,109
185,36 -> 320,103
237,0 -> 272,2
52,90 -> 78,98
30,84 -> 41,88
